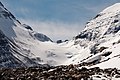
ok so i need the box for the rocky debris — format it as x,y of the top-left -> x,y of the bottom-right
22,24 -> 33,31
113,39 -> 120,45
56,39 -> 69,44
102,51 -> 112,57
0,64 -> 119,80
98,47 -> 108,52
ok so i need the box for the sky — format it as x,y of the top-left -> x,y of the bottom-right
1,0 -> 120,41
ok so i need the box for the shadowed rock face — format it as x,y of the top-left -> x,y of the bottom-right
0,30 -> 24,68
0,30 -> 43,68
34,33 -> 52,42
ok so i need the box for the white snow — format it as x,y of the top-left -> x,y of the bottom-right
0,1 -> 120,69
10,2 -> 120,68
102,3 -> 120,14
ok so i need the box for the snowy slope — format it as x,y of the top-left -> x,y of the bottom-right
1,1 -> 120,69
63,3 -> 120,69
0,1 -> 71,67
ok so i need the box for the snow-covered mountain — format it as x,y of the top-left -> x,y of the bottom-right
0,1 -> 76,67
0,2 -> 60,67
64,3 -> 120,69
0,1 -> 120,69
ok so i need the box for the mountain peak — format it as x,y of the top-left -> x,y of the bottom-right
71,3 -> 120,70
0,1 -> 54,67
75,3 -> 120,41
102,3 -> 120,13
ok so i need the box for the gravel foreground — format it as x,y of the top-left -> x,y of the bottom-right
0,64 -> 120,80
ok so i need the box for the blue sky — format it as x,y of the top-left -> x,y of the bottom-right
1,0 -> 120,40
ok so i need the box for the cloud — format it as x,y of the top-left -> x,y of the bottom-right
20,19 -> 83,41
16,8 -> 30,16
